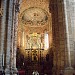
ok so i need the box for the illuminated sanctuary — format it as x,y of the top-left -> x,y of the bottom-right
0,0 -> 75,75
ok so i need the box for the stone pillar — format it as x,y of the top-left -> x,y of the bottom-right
13,13 -> 18,74
10,1 -> 17,74
0,0 -> 7,71
69,0 -> 75,68
63,0 -> 75,75
12,1 -> 19,72
5,0 -> 13,74
10,0 -> 16,72
11,0 -> 22,74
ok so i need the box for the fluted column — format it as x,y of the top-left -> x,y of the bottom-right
0,0 -> 7,71
5,0 -> 13,74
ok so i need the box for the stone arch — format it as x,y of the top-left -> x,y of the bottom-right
17,0 -> 67,75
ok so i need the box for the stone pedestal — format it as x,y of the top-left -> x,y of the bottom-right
5,67 -> 18,75
64,67 -> 75,75
11,67 -> 18,74
5,66 -> 11,75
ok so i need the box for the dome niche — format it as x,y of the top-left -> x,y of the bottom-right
20,7 -> 48,26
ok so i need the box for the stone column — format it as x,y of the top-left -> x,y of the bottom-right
10,0 -> 17,74
13,2 -> 18,72
13,13 -> 18,74
14,0 -> 22,65
11,0 -> 22,74
5,0 -> 13,74
68,1 -> 75,71
73,2 -> 75,73
10,0 -> 16,72
0,0 -> 7,71
63,0 -> 75,75
64,0 -> 71,68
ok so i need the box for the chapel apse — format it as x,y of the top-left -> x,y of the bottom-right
16,0 -> 53,74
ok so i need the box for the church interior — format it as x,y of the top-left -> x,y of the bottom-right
0,0 -> 75,75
